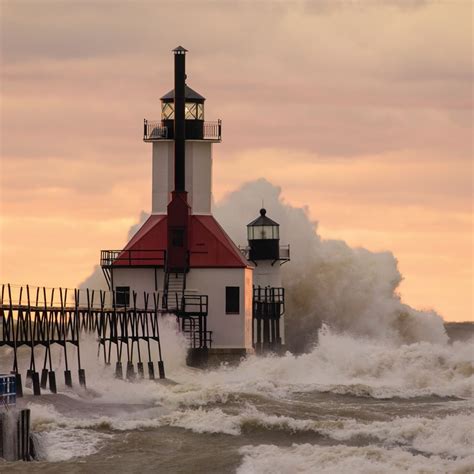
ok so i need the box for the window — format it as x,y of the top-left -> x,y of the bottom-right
247,225 -> 279,240
185,103 -> 197,119
162,101 -> 203,120
171,228 -> 184,247
161,102 -> 174,120
225,286 -> 240,314
197,103 -> 204,120
116,286 -> 130,307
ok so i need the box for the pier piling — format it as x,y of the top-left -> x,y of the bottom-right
148,362 -> 155,380
32,372 -> 41,396
64,369 -> 72,388
1,284 -> 167,394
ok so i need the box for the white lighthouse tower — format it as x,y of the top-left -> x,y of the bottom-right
100,47 -> 254,365
244,209 -> 290,352
149,66 -> 217,216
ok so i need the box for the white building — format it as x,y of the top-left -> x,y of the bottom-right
100,47 -> 289,365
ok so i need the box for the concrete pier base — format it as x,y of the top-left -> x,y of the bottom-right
186,348 -> 254,368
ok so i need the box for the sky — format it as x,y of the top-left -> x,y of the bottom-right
0,0 -> 472,322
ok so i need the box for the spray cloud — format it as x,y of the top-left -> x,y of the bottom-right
80,179 -> 447,351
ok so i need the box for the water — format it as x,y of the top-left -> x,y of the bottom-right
1,321 -> 472,473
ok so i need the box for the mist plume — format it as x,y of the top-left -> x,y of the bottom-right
81,179 -> 447,352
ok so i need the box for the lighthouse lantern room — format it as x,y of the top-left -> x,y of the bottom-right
101,47 -> 289,364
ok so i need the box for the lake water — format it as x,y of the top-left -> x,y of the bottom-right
1,321 -> 473,473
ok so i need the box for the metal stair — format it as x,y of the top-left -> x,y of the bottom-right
181,316 -> 196,338
162,271 -> 212,349
163,271 -> 186,311
180,314 -> 212,349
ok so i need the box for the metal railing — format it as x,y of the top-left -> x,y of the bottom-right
143,119 -> 222,141
0,283 -> 133,310
143,120 -> 168,140
182,294 -> 208,316
253,286 -> 285,304
181,316 -> 213,349
101,249 -> 166,267
279,245 -> 290,261
253,287 -> 285,327
188,328 -> 213,349
203,120 -> 222,140
174,295 -> 210,349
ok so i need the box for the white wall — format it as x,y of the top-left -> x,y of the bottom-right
253,260 -> 282,288
186,267 -> 253,349
244,267 -> 253,348
152,141 -> 174,214
111,266 -> 253,349
186,141 -> 212,214
151,140 -> 213,215
111,267 -> 165,308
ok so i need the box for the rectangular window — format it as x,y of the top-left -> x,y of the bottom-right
225,286 -> 240,314
116,286 -> 130,307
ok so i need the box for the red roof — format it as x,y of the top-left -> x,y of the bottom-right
115,214 -> 249,268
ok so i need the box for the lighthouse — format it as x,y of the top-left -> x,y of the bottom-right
245,209 -> 290,352
100,47 -> 289,364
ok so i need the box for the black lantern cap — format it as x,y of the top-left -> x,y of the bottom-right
161,85 -> 205,102
172,46 -> 188,54
247,208 -> 279,228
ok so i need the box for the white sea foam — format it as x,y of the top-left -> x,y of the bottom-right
43,323 -> 471,420
327,413 -> 474,458
236,444 -> 474,474
162,407 -> 242,435
33,428 -> 112,462
161,327 -> 473,402
29,400 -> 182,433
27,398 -> 473,461
156,407 -> 474,459
29,402 -> 112,461
24,320 -> 471,466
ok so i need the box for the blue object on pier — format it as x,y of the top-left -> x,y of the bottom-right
0,374 -> 16,407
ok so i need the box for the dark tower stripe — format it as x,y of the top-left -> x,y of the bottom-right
174,48 -> 186,192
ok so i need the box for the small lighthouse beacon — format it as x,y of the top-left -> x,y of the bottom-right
245,209 -> 290,351
101,47 -> 255,365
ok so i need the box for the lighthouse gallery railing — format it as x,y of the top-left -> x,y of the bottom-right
143,119 -> 222,141
101,249 -> 166,267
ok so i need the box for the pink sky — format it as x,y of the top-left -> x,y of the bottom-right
0,1 -> 472,321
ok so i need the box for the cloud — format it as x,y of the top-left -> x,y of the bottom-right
1,1 -> 471,325
213,148 -> 472,212
1,1 -> 471,175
